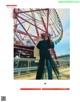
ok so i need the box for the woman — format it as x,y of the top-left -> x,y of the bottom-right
36,33 -> 60,79
36,34 -> 53,79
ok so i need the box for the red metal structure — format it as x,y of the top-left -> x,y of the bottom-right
13,8 -> 63,64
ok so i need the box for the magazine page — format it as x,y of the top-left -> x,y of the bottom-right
0,0 -> 80,102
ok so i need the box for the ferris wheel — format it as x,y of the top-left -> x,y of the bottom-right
13,8 -> 63,64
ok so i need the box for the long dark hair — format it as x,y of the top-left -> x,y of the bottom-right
43,36 -> 52,46
47,36 -> 51,44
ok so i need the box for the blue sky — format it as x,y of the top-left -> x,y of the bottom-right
54,9 -> 70,56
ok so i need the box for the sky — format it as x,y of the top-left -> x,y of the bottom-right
54,9 -> 70,56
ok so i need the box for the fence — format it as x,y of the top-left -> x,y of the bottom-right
14,58 -> 70,76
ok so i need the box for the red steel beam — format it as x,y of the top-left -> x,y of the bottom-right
17,8 -> 49,14
17,18 -> 36,45
15,33 -> 24,45
14,21 -> 26,26
41,16 -> 48,33
30,9 -> 40,36
14,28 -> 38,39
17,15 -> 45,32
19,9 -> 42,25
22,25 -> 31,40
42,9 -> 49,33
47,9 -> 49,33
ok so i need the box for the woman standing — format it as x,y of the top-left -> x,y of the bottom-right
36,33 -> 60,79
36,33 -> 61,80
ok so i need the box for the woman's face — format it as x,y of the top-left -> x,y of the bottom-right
44,36 -> 48,40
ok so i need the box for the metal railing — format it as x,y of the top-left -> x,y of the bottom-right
14,58 -> 38,75
14,58 -> 70,76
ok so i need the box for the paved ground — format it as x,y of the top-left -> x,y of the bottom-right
14,67 -> 70,80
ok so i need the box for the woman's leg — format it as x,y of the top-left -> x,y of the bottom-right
36,59 -> 45,79
46,59 -> 53,79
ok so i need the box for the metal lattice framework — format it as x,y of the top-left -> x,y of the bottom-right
13,8 -> 63,64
